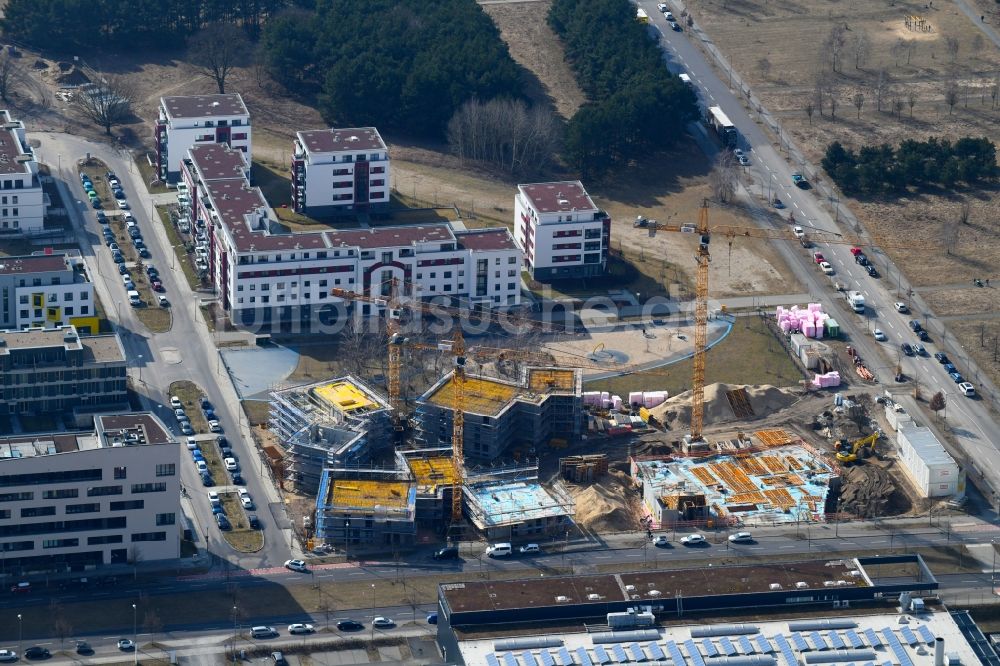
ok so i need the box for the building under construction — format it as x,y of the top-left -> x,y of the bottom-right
464,461 -> 575,540
270,376 -> 393,494
413,367 -> 583,460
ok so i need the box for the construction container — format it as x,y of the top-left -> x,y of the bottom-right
824,318 -> 840,338
896,426 -> 960,498
790,333 -> 811,356
884,403 -> 914,431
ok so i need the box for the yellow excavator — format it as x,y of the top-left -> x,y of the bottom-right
835,432 -> 880,464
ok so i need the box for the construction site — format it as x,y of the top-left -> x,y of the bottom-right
263,203 -> 967,548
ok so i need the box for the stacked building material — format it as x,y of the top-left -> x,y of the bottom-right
811,371 -> 841,388
776,303 -> 830,338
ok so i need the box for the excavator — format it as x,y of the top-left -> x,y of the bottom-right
835,432 -> 880,464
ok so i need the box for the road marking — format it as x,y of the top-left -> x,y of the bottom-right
594,555 -> 613,559
779,545 -> 796,549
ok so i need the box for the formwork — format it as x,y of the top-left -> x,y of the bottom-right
464,463 -> 575,539
314,380 -> 378,413
526,368 -> 577,393
330,479 -> 413,513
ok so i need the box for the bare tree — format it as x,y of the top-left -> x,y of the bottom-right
143,609 -> 164,642
903,39 -> 916,65
853,30 -> 872,69
944,36 -> 960,63
959,201 -> 971,225
891,95 -> 904,118
944,81 -> 959,114
828,90 -> 838,118
73,74 -> 136,135
824,24 -> 849,72
873,68 -> 889,112
942,219 -> 960,255
188,22 -> 251,94
50,601 -> 73,648
447,97 -> 558,176
709,152 -> 739,203
252,43 -> 270,91
756,57 -> 772,80
0,51 -> 26,102
890,38 -> 906,67
972,34 -> 985,58
813,70 -> 830,116
852,92 -> 865,118
805,99 -> 815,124
907,90 -> 917,116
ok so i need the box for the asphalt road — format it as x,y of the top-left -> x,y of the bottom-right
32,133 -> 292,571
640,0 -> 1000,511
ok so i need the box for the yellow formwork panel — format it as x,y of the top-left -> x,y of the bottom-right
754,429 -> 793,447
408,457 -> 458,486
331,480 -> 411,510
526,368 -> 575,392
314,381 -> 376,412
429,375 -> 518,416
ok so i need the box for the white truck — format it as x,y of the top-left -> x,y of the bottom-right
847,290 -> 865,313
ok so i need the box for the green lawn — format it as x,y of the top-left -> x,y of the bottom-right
134,154 -> 171,194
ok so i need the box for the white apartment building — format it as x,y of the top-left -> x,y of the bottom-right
155,94 -> 251,183
181,144 -> 521,328
291,127 -> 390,215
0,253 -> 97,332
0,413 -> 180,574
514,181 -> 611,281
0,110 -> 47,234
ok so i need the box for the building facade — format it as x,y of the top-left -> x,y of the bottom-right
0,413 -> 181,574
291,127 -> 390,215
0,326 -> 127,417
514,181 -> 611,281
155,94 -> 251,183
0,253 -> 97,332
181,144 -> 522,328
896,426 -> 962,498
0,110 -> 47,234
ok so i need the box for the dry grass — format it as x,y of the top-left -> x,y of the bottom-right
156,206 -> 201,290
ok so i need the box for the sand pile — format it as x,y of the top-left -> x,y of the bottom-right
648,383 -> 800,429
568,470 -> 638,532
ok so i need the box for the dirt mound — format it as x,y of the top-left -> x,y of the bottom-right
648,382 -> 800,429
32,60 -> 48,71
56,68 -> 90,86
568,470 -> 638,532
837,464 -> 908,518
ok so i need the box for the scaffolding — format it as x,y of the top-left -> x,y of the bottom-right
428,375 -> 519,416
464,461 -> 575,531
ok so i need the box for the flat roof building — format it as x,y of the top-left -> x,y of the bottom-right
896,426 -> 961,498
464,461 -> 574,540
0,413 -> 181,574
0,110 -> 48,234
0,252 -> 98,332
292,127 -> 390,215
155,94 -> 251,183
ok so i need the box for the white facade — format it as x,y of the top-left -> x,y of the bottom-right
0,253 -> 95,330
155,94 -> 251,183
514,181 -> 610,281
896,425 -> 961,497
0,110 -> 46,233
291,127 -> 390,214
0,414 -> 180,574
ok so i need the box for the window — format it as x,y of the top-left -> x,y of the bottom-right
0,492 -> 33,502
131,531 -> 167,542
65,503 -> 100,514
42,538 -> 79,549
155,513 -> 176,526
18,295 -> 26,304
81,306 -> 89,315
0,541 -> 32,552
21,506 -> 56,518
88,535 -> 122,545
0,510 -> 8,519
155,463 -> 176,477
113,466 -> 127,480
41,488 -> 77,500
508,283 -> 516,290
110,500 -> 144,511
80,291 -> 87,300
131,483 -> 167,494
87,485 -> 123,497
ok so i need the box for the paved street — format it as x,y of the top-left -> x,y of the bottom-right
32,133 -> 293,571
640,0 -> 1000,514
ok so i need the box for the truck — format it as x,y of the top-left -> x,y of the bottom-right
636,7 -> 649,23
847,290 -> 865,313
706,106 -> 738,148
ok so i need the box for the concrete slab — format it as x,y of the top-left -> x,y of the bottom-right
220,345 -> 300,399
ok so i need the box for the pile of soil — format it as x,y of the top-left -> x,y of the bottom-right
567,469 -> 639,532
648,382 -> 801,429
836,464 -> 907,518
56,68 -> 90,86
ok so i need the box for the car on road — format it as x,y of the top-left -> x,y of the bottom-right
519,543 -> 541,555
916,329 -> 930,342
287,623 -> 314,635
935,352 -> 950,364
24,647 -> 49,660
216,514 -> 231,530
959,382 -> 976,396
894,302 -> 909,313
865,264 -> 879,278
913,343 -> 927,356
943,363 -> 957,374
117,639 -> 135,651
201,473 -> 214,487
373,617 -> 395,629
186,437 -> 198,450
873,328 -> 886,341
669,21 -> 681,30
75,642 -> 92,656
819,261 -> 834,275
248,514 -> 261,529
909,320 -> 923,332
680,534 -> 706,545
427,613 -> 438,625
949,371 -> 965,383
653,535 -> 671,547
901,342 -> 915,356
337,620 -> 364,632
486,542 -> 513,558
285,559 -> 308,573
728,532 -> 753,543
250,627 -> 277,639
792,172 -> 809,188
158,295 -> 169,307
733,148 -> 745,159
209,420 -> 223,433
433,546 -> 459,560
773,198 -> 785,209
271,652 -> 288,666
812,251 -> 824,263
116,199 -> 130,210
0,651 -> 17,663
241,496 -> 254,510
792,226 -> 805,238
737,154 -> 750,166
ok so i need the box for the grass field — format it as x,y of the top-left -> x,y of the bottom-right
220,491 -> 264,552
133,154 -> 171,194
588,315 -> 804,396
156,206 -> 200,290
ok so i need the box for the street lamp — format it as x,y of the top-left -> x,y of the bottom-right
17,613 -> 22,655
232,605 -> 239,665
132,603 -> 137,666
370,584 -> 376,641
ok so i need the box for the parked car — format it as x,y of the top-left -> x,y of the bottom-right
248,514 -> 261,529
812,251 -> 825,263
866,264 -> 879,278
426,613 -> 438,625
116,198 -> 130,210
913,344 -> 927,356
959,382 -> 976,397
209,420 -> 223,433
216,514 -> 231,530
158,295 -> 169,307
231,472 -> 245,485
653,535 -> 671,547
433,546 -> 459,560
372,617 -> 395,629
873,328 -> 886,341
894,302 -> 909,313
909,320 -> 923,332
139,247 -> 151,259
117,639 -> 135,651
284,559 -> 308,573
728,532 -> 753,543
680,534 -> 707,546
949,372 -> 965,383
901,343 -> 915,356
241,497 -> 254,510
0,651 -> 17,663
271,653 -> 287,666
669,21 -> 681,30
201,473 -> 214,487
75,642 -> 93,656
819,261 -> 834,275
336,620 -> 364,632
935,352 -> 951,364
181,422 -> 194,435
24,647 -> 49,660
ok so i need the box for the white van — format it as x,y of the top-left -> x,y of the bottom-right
250,626 -> 277,639
127,290 -> 141,306
486,542 -> 512,558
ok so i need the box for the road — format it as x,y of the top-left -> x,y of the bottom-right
32,133 -> 293,571
640,0 -> 1000,514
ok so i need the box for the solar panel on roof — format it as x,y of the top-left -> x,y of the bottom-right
628,643 -> 646,662
701,640 -> 719,658
576,648 -> 594,666
719,638 -> 737,656
846,631 -> 865,650
539,650 -> 556,666
667,641 -> 687,666
557,648 -> 573,666
881,628 -> 915,666
900,627 -> 919,647
755,636 -> 774,654
863,629 -> 882,648
504,654 -> 518,666
523,652 -> 539,666
684,641 -> 706,666
917,626 -> 935,644
810,632 -> 829,651
791,633 -> 810,652
649,643 -> 666,662
487,655 -> 501,666
594,646 -> 611,665
739,636 -> 755,654
774,634 -> 798,666
828,632 -> 846,650
611,644 -> 628,663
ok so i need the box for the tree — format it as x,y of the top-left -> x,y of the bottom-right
805,99 -> 815,124
143,609 -> 164,642
73,74 -> 136,135
972,34 -> 985,58
959,201 -> 971,225
853,30 -> 871,69
929,391 -> 946,415
944,81 -> 959,114
944,36 -> 960,63
852,91 -> 865,118
872,69 -> 889,112
829,91 -> 838,118
890,38 -> 906,67
0,51 -> 26,103
710,152 -> 739,203
892,95 -> 904,118
907,91 -> 917,117
991,73 -> 1000,110
756,57 -> 772,80
50,601 -> 73,648
824,24 -> 848,72
447,97 -> 558,176
188,22 -> 251,94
